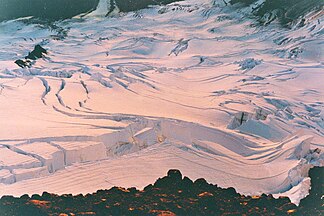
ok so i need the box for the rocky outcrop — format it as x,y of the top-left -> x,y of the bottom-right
14,45 -> 47,68
0,168 -> 322,215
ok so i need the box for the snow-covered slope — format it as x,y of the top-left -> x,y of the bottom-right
0,0 -> 323,205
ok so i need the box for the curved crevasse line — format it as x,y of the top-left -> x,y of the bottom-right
78,80 -> 93,110
55,79 -> 66,108
39,77 -> 51,105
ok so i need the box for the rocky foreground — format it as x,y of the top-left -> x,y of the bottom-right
0,167 -> 322,216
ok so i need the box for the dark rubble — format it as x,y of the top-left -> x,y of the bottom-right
0,167 -> 323,216
14,45 -> 47,68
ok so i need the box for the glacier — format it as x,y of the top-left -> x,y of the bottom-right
0,0 -> 323,205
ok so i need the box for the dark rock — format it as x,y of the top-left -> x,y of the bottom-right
20,194 -> 30,200
194,178 -> 208,187
30,194 -> 42,200
144,183 -> 154,191
182,176 -> 194,188
14,59 -> 30,68
167,169 -> 182,181
26,45 -> 47,60
225,187 -> 237,196
154,177 -> 170,188
298,167 -> 324,215
14,45 -> 47,68
0,168 -> 322,215
127,187 -> 138,193
41,192 -> 51,200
